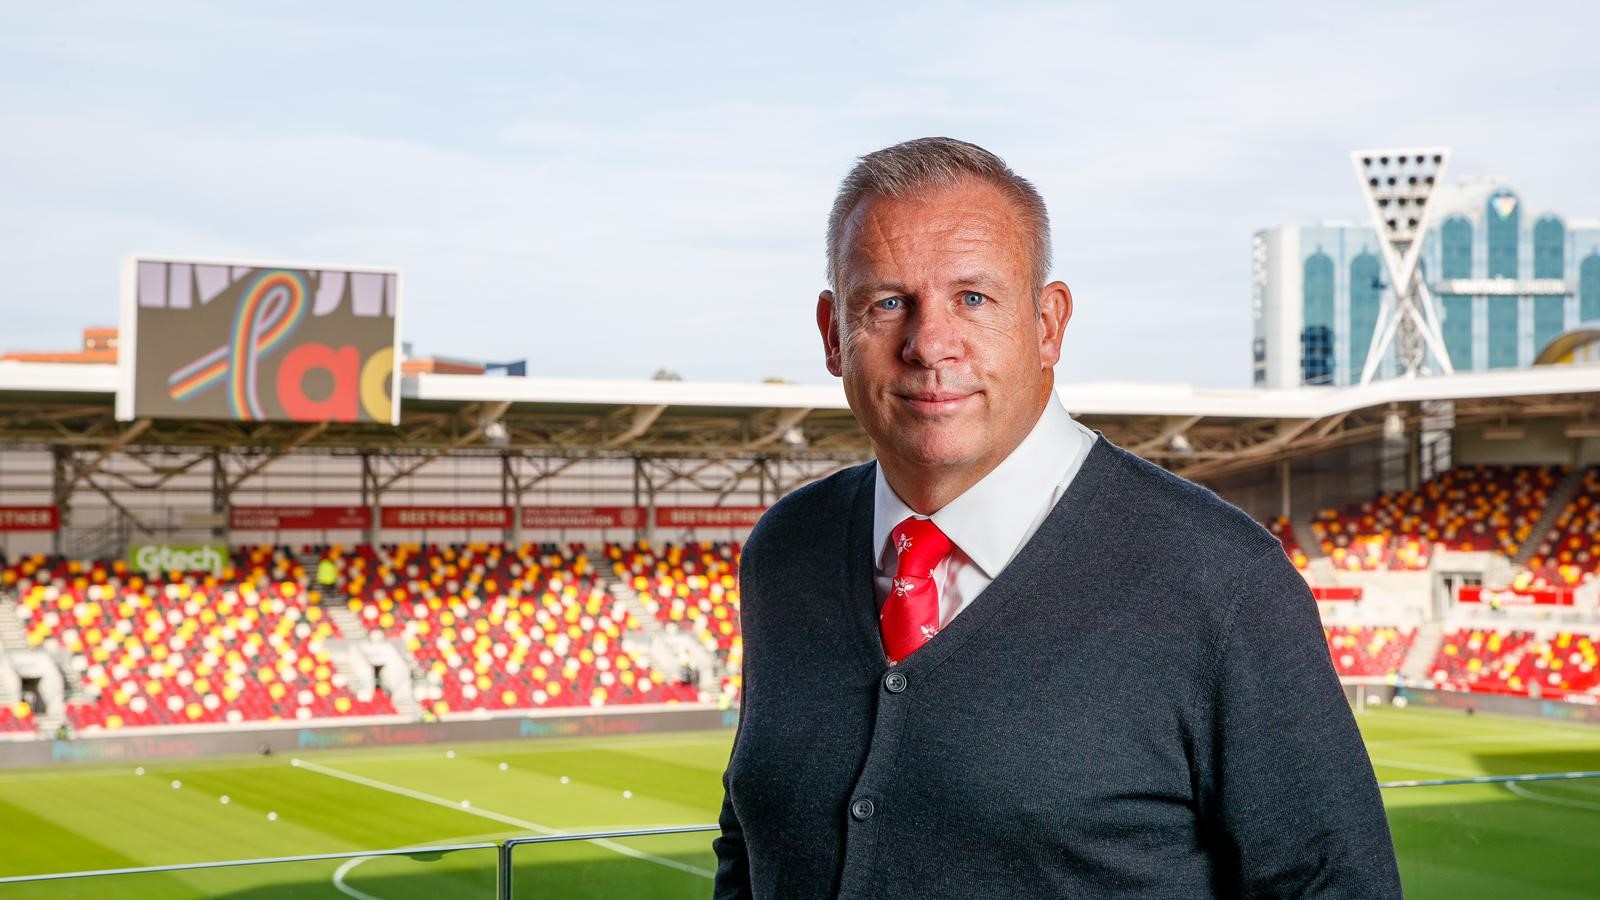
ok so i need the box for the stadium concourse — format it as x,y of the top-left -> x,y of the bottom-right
1,359 -> 1600,740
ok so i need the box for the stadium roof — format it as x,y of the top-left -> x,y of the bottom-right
0,360 -> 1595,482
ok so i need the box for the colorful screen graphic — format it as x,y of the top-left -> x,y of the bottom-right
120,258 -> 400,424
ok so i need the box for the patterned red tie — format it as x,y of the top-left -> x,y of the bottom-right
881,516 -> 954,665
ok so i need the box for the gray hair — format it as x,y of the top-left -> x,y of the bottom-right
825,136 -> 1052,295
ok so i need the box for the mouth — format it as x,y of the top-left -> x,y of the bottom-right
896,391 -> 975,415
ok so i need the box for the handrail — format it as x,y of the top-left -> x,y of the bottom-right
497,824 -> 720,900
1379,769 -> 1600,789
0,840 -> 499,884
501,823 -> 720,847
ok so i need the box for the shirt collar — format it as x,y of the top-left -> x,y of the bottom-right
874,395 -> 1086,578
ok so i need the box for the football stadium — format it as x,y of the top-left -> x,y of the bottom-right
3,0 -> 1600,845
2,142 -> 1600,898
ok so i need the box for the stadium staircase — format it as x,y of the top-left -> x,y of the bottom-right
0,646 -> 18,708
1513,466 -> 1588,569
323,603 -> 423,721
587,549 -> 665,638
0,600 -> 27,653
1400,621 -> 1445,683
61,513 -> 134,563
588,549 -> 717,697
1291,507 -> 1322,564
325,602 -> 366,642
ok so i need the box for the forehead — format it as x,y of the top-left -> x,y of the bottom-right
837,178 -> 1028,291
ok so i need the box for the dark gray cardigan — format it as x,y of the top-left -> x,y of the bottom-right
714,435 -> 1400,898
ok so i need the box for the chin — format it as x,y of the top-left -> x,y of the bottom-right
881,427 -> 984,471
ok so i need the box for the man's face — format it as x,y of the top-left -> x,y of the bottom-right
818,177 -> 1070,495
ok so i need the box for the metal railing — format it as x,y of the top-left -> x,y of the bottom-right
0,841 -> 500,886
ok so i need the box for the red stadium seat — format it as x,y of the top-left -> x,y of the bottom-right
1323,626 -> 1416,677
1311,465 -> 1563,571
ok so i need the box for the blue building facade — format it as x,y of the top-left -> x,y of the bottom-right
1253,179 -> 1600,388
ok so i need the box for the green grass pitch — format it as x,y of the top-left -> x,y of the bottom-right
0,706 -> 1596,898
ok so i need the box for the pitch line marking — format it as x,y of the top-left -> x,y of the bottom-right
1505,780 -> 1600,812
292,758 -> 713,880
332,857 -> 385,900
1370,757 -> 1478,778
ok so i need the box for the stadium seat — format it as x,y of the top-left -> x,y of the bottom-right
610,541 -> 742,654
0,701 -> 37,734
0,539 -> 744,733
1323,625 -> 1415,677
13,574 -> 393,732
1525,466 -> 1600,588
1311,465 -> 1562,571
1426,627 -> 1600,698
326,542 -> 700,716
1266,516 -> 1310,570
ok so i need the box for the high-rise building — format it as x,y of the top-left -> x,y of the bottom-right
1252,177 -> 1600,388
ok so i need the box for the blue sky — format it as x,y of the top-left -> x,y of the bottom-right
3,2 -> 1597,387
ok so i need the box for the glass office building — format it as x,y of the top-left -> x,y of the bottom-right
1252,177 -> 1600,388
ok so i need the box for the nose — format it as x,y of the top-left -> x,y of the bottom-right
902,301 -> 963,368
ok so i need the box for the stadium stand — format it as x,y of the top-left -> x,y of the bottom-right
13,485 -> 1600,736
610,541 -> 742,653
1324,625 -> 1415,678
13,577 -> 393,730
0,540 -> 739,735
0,702 -> 36,734
1428,627 -> 1535,694
327,541 -> 701,716
609,540 -> 744,707
1427,627 -> 1600,698
1525,466 -> 1600,588
1311,464 -> 1564,571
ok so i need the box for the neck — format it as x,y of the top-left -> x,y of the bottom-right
878,457 -> 989,516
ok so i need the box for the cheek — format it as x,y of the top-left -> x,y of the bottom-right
840,326 -> 898,376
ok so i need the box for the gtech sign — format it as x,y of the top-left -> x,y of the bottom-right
118,257 -> 401,424
128,543 -> 228,575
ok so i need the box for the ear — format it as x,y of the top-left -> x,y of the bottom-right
1036,280 -> 1072,369
817,290 -> 844,377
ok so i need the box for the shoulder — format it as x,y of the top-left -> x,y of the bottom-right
1094,438 -> 1283,577
1088,440 -> 1315,661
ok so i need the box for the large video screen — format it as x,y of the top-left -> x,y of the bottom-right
117,258 -> 400,424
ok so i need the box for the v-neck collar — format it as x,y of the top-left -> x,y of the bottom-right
840,431 -> 1121,677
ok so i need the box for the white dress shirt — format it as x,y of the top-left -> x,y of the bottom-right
873,395 -> 1098,626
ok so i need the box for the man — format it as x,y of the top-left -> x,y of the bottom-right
316,555 -> 339,600
713,138 -> 1400,898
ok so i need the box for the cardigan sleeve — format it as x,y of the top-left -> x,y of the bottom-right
1202,548 -> 1403,898
711,759 -> 753,899
712,529 -> 758,900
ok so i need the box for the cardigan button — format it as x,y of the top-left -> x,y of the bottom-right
883,671 -> 907,694
850,798 -> 875,821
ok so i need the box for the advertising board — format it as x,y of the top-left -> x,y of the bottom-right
118,257 -> 401,424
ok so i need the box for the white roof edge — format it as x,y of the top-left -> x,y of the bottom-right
2,361 -> 1594,420
410,373 -> 851,409
0,362 -> 120,393
1057,365 -> 1600,418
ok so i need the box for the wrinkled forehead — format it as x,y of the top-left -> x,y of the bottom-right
836,180 -> 1028,298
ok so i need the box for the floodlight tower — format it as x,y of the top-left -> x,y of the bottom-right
1352,148 -> 1455,383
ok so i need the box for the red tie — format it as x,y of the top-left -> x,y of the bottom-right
881,516 -> 954,665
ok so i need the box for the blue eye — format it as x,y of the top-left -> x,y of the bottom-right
876,297 -> 903,311
962,292 -> 985,307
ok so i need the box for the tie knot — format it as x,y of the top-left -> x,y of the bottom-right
891,516 -> 954,571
